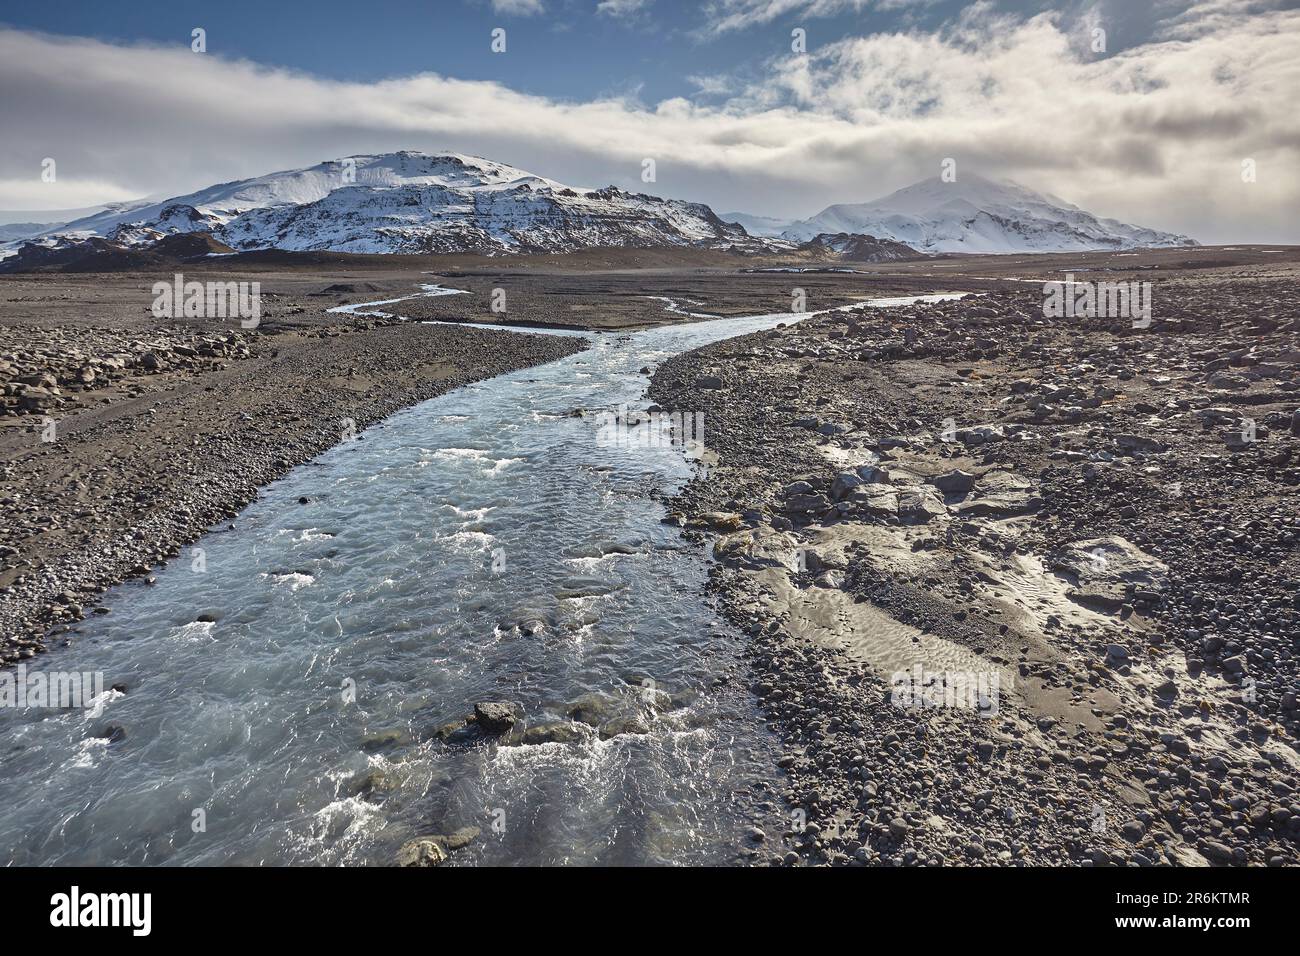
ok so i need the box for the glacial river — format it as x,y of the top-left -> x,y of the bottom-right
0,291 -> 957,866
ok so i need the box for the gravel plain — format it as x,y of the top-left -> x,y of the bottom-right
648,257 -> 1300,865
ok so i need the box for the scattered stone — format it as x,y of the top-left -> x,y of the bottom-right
929,469 -> 976,494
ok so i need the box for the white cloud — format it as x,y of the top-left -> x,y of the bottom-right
1,3 -> 1296,243
687,73 -> 735,96
698,0 -> 931,37
596,0 -> 652,17
0,176 -> 138,210
491,0 -> 545,15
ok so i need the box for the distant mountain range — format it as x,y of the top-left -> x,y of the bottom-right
4,153 -> 1196,264
733,174 -> 1196,253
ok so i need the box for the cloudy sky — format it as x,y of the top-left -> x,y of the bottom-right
1,0 -> 1297,242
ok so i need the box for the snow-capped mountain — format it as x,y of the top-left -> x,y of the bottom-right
34,160 -> 1196,259
777,174 -> 1196,253
48,152 -> 752,255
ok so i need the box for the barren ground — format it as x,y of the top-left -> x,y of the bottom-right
2,245 -> 1297,867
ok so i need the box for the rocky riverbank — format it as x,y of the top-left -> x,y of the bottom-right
648,278 -> 1300,866
0,311 -> 585,660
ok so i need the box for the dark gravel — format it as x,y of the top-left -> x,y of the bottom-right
649,278 -> 1300,866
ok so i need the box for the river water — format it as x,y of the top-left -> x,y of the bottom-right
0,291 -> 958,866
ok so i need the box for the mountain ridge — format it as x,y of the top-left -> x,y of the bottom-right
43,151 -> 756,256
23,157 -> 1197,258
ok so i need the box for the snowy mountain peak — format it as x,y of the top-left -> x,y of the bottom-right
316,151 -> 574,191
860,173 -> 1055,215
44,152 -> 750,256
780,174 -> 1195,254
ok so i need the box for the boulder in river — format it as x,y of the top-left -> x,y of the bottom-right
472,702 -> 519,734
565,692 -> 620,727
395,826 -> 481,867
521,721 -> 587,745
361,728 -> 411,752
96,724 -> 127,745
599,714 -> 651,739
396,839 -> 447,867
